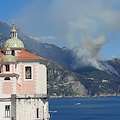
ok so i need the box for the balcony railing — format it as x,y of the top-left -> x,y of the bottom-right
15,94 -> 49,99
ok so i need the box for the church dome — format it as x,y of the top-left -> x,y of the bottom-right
3,20 -> 25,49
4,38 -> 24,48
1,55 -> 16,63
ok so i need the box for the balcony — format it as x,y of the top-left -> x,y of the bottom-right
15,94 -> 49,99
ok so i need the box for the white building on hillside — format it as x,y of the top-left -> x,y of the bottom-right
0,22 -> 50,120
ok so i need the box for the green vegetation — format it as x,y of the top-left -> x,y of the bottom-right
40,59 -> 120,97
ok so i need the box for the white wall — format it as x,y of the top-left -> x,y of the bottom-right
16,97 -> 49,120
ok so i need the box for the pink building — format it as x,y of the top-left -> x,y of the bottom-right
0,22 -> 50,120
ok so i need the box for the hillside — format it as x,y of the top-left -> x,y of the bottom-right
0,21 -> 120,97
40,59 -> 88,97
40,58 -> 120,97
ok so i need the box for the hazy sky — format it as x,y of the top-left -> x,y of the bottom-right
1,0 -> 120,60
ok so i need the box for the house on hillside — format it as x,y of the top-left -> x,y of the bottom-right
0,22 -> 50,120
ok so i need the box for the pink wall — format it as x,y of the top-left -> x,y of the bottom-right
3,82 -> 12,94
17,65 -> 36,94
2,64 -> 37,94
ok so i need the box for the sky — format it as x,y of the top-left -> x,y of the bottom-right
1,0 -> 120,60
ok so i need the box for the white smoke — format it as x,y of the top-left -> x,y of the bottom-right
73,35 -> 118,75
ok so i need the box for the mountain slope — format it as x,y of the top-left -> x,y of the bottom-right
0,21 -> 88,97
0,21 -> 120,97
40,59 -> 88,97
0,21 -> 74,69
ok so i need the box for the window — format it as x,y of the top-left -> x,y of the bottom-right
5,65 -> 10,72
5,105 -> 10,117
36,108 -> 39,118
4,77 -> 10,81
12,50 -> 15,56
25,66 -> 32,79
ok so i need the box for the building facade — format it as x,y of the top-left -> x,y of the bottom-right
0,22 -> 50,120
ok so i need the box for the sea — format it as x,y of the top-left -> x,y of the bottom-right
49,97 -> 120,120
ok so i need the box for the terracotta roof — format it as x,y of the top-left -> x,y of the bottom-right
0,52 -> 4,57
0,52 -> 4,62
15,50 -> 46,61
0,73 -> 18,76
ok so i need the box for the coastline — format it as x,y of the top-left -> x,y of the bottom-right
49,93 -> 120,99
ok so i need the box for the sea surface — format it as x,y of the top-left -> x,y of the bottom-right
49,97 -> 120,120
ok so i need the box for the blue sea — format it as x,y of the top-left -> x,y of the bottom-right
49,97 -> 120,120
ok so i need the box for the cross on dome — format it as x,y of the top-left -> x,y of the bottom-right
12,19 -> 15,30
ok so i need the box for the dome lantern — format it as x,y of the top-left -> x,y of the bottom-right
5,48 -> 11,55
10,20 -> 17,38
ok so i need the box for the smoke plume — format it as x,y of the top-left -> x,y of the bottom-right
72,35 -> 118,75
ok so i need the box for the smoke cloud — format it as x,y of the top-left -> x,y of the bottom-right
72,35 -> 118,75
73,36 -> 107,69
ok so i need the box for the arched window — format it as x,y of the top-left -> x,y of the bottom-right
4,77 -> 10,80
25,66 -> 32,79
